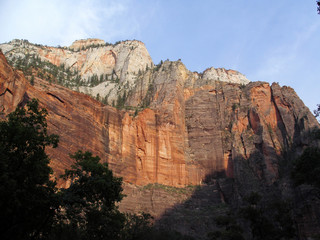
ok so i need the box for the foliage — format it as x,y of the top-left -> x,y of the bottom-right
291,147 -> 320,189
145,230 -> 195,240
141,183 -> 197,195
88,74 -> 107,87
271,200 -> 297,240
0,99 -> 59,240
153,60 -> 163,71
208,214 -> 244,240
0,98 -> 200,239
314,104 -> 320,121
8,54 -> 82,88
140,82 -> 154,109
290,104 -> 320,188
318,1 -> 320,14
232,103 -> 239,111
120,212 -> 153,240
101,95 -> 109,105
30,75 -> 35,85
239,192 -> 295,240
7,54 -> 113,89
240,194 -> 270,240
116,90 -> 127,109
59,150 -> 124,240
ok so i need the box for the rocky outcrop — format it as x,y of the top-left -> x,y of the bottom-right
0,39 -> 153,103
202,67 -> 250,84
69,38 -> 106,51
0,40 -> 252,107
0,51 -> 28,113
1,50 -> 318,188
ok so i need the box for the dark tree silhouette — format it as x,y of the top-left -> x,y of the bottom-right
58,150 -> 125,240
0,99 -> 59,240
314,104 -> 320,121
292,147 -> 320,189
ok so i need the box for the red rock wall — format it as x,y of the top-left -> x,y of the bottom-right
0,52 -> 318,187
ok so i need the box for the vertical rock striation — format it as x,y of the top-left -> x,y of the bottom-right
0,50 -> 318,187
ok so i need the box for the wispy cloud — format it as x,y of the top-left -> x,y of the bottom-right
250,21 -> 320,83
0,0 -> 139,46
57,0 -> 129,45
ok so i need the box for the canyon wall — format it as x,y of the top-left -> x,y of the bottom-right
1,40 -> 320,238
0,49 -> 318,188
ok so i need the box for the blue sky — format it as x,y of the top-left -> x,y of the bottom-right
0,0 -> 319,112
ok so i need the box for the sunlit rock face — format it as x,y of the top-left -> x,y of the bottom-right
1,49 -> 318,187
0,39 -> 153,103
202,67 -> 250,84
69,38 -> 106,51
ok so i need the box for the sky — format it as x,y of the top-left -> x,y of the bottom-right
0,0 -> 319,112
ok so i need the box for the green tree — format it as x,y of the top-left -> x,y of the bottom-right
120,213 -> 153,240
291,104 -> 320,189
96,93 -> 101,101
240,192 -> 276,240
0,99 -> 59,240
240,192 -> 295,240
59,150 -> 125,240
292,147 -> 320,189
141,82 -> 154,108
102,95 -> 108,105
116,91 -> 127,109
271,200 -> 296,240
30,75 -> 35,86
208,214 -> 244,240
314,104 -> 320,122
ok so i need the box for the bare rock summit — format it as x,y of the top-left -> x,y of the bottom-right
69,38 -> 106,51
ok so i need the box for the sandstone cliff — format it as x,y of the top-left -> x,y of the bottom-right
0,48 -> 318,187
0,39 -> 250,106
1,39 -> 319,238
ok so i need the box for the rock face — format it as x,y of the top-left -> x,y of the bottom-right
0,51 -> 110,186
0,39 -> 153,103
69,38 -> 106,51
0,40 -> 250,105
0,49 -> 318,187
1,40 -> 319,238
202,67 -> 250,84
